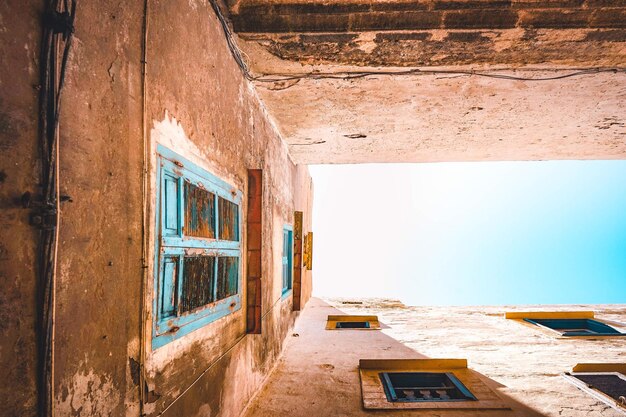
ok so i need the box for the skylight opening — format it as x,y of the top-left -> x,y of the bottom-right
380,372 -> 477,403
524,318 -> 625,337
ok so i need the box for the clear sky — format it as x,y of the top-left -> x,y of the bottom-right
309,161 -> 626,306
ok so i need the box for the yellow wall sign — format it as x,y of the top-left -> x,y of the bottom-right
303,232 -> 313,270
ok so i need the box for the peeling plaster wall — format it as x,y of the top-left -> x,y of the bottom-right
1,0 -> 146,414
52,1 -> 145,415
230,0 -> 626,68
237,28 -> 626,68
0,0 -> 312,416
143,1 -> 312,416
0,1 -> 42,415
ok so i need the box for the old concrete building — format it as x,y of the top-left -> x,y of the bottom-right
0,0 -> 624,416
244,299 -> 626,417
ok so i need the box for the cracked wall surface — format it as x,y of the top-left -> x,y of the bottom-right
250,71 -> 626,164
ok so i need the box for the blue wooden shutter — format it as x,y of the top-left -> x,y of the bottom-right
163,173 -> 179,236
160,256 -> 178,319
282,229 -> 289,291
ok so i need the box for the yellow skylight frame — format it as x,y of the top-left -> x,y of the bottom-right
505,311 -> 626,339
564,363 -> 626,414
325,315 -> 381,330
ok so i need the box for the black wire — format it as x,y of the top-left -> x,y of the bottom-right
209,0 -> 252,80
251,67 -> 625,83
37,0 -> 76,416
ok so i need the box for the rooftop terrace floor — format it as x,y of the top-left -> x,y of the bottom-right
243,298 -> 626,417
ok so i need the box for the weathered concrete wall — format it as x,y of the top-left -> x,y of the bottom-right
0,0 -> 313,416
245,298 -> 626,417
231,0 -> 626,67
250,72 -> 626,164
230,0 -> 626,35
143,1 -> 312,415
0,1 -> 42,415
225,0 -> 626,164
52,1 -> 145,415
0,0 -> 146,415
238,28 -> 626,68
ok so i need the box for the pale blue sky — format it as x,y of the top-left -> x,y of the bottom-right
310,161 -> 626,306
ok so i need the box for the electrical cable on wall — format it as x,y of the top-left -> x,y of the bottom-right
250,67 -> 626,83
34,0 -> 77,415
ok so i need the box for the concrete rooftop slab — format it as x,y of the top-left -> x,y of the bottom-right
252,71 -> 626,164
226,1 -> 626,163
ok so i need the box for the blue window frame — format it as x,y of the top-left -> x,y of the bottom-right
336,321 -> 371,329
524,318 -> 625,337
282,225 -> 293,296
380,372 -> 477,403
153,145 -> 243,349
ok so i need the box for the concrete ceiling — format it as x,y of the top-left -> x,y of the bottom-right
225,0 -> 626,164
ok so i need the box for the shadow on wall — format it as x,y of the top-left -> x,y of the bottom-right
243,298 -> 548,417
